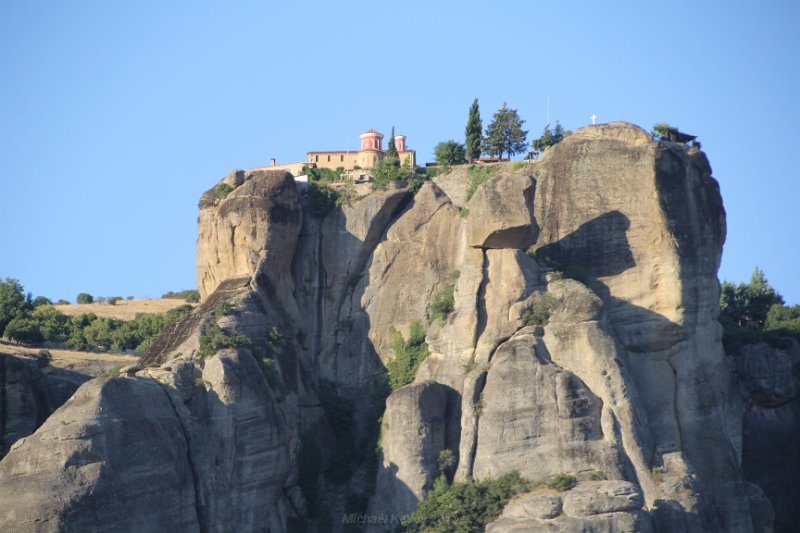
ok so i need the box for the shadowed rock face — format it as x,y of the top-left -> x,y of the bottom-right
736,340 -> 800,532
0,354 -> 88,459
0,122 -> 782,533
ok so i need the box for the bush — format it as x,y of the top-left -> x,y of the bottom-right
387,321 -> 430,390
465,164 -> 499,202
108,296 -> 122,306
306,166 -> 341,183
429,272 -> 459,325
308,182 -> 339,217
404,471 -> 531,532
76,293 -> 94,304
215,301 -> 233,318
434,140 -> 467,166
199,183 -> 233,209
547,473 -> 577,491
371,158 -> 415,190
522,294 -> 557,326
197,322 -> 251,358
4,316 -> 44,344
162,289 -> 201,302
36,349 -> 52,367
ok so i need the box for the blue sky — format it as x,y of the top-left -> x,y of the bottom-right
1,1 -> 798,304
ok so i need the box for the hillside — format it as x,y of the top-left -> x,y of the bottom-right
54,297 -> 196,321
0,122 -> 797,532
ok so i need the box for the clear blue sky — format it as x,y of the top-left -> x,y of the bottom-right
1,1 -> 798,304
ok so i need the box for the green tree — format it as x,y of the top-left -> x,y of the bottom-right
4,316 -> 43,344
434,140 -> 467,166
386,125 -> 399,166
76,293 -> 94,304
651,123 -> 680,141
465,98 -> 482,161
483,102 -> 528,159
0,278 -> 32,336
532,121 -> 570,156
721,267 -> 784,330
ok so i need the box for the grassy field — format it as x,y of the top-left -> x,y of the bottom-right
0,340 -> 138,376
55,298 -> 196,321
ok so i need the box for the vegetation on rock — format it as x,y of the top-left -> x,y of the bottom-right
199,183 -> 233,209
387,321 -> 430,390
531,121 -> 571,156
465,164 -> 499,202
197,322 -> 252,358
308,182 -> 339,217
522,294 -> 557,326
403,471 -> 531,533
719,267 -> 799,352
428,272 -> 459,325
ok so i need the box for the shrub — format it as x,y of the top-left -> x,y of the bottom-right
459,207 -> 470,218
56,299 -> 71,305
108,296 -> 122,306
522,294 -> 557,326
429,272 -> 459,325
588,470 -> 606,481
162,289 -> 200,302
199,183 -> 233,209
372,158 -> 415,190
308,182 -> 339,217
32,296 -> 52,307
465,164 -> 499,202
547,473 -> 577,491
387,321 -> 430,390
215,301 -> 233,318
4,317 -> 44,344
35,349 -> 52,367
434,140 -> 467,166
197,322 -> 251,358
404,471 -> 531,532
76,293 -> 94,304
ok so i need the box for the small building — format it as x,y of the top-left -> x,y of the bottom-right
307,129 -> 416,171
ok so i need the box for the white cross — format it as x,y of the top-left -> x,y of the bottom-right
590,113 -> 597,125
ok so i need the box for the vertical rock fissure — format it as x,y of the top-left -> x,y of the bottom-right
155,381 -> 207,533
666,357 -> 685,450
475,250 -> 490,345
313,225 -> 326,362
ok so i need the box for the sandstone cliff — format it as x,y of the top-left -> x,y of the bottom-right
0,122 -> 787,533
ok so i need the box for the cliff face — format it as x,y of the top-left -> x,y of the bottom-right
0,122 -> 786,532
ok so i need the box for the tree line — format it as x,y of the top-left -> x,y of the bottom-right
434,99 -> 574,166
0,278 -> 192,353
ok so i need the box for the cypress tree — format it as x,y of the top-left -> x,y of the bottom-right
386,125 -> 399,166
465,98 -> 482,161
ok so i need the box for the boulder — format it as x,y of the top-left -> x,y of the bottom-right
466,173 -> 537,249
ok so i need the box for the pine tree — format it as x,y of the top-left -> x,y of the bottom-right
483,102 -> 528,159
386,125 -> 399,167
465,98 -> 482,161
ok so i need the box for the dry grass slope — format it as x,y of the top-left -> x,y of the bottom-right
55,298 -> 196,321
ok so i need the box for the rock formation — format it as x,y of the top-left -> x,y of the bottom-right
0,122 -> 791,532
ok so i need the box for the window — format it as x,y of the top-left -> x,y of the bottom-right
340,155 -> 344,162
327,155 -> 331,162
315,155 -> 319,162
